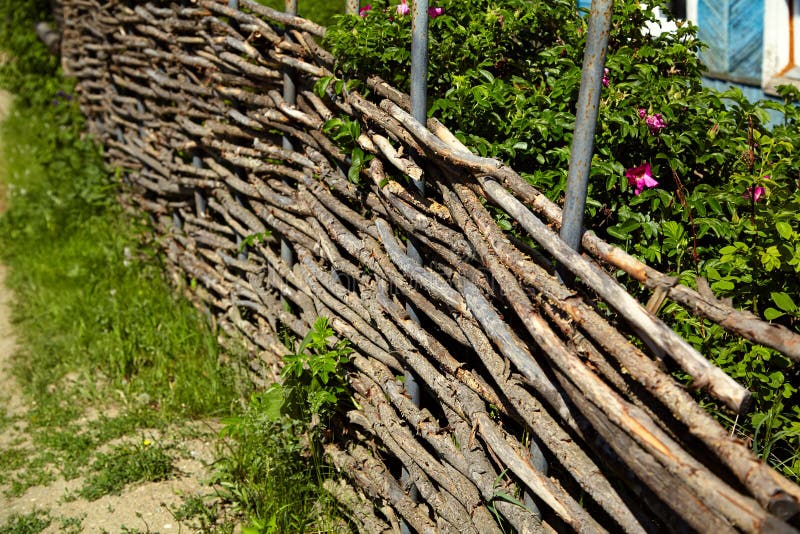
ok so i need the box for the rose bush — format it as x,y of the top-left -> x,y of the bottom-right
324,0 -> 800,479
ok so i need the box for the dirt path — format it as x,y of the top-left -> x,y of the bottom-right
0,89 -> 23,422
0,90 -> 223,533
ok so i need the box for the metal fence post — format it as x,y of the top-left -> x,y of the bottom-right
226,0 -> 249,262
399,1 -> 430,529
546,0 -> 613,512
281,0 -> 298,276
345,0 -> 359,15
192,155 -> 207,217
559,0 -> 614,252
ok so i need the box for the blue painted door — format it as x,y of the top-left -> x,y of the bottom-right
697,0 -> 764,84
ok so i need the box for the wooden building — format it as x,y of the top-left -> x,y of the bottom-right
578,0 -> 800,102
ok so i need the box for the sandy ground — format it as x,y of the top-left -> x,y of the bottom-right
0,89 -> 220,533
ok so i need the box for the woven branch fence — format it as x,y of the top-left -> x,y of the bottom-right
55,1 -> 800,532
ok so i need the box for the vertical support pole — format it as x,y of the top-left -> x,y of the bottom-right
400,2 -> 429,530
410,0 -> 429,153
546,0 -> 613,516
227,0 -> 248,262
192,155 -> 207,217
282,0 -> 297,275
523,440 -> 547,519
559,0 -> 613,253
340,0 -> 358,286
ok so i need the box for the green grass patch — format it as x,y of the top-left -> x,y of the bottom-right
0,0 -> 243,504
0,2 -> 240,422
0,510 -> 52,534
0,1 -> 350,526
79,440 -> 174,500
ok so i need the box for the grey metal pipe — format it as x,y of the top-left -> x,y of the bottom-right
523,438 -> 547,519
283,0 -> 297,152
409,0 -> 429,196
559,0 -> 614,252
401,3 -> 431,528
281,0 -> 298,268
345,0 -> 359,15
192,155 -> 207,217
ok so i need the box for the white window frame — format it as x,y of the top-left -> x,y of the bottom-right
763,0 -> 800,94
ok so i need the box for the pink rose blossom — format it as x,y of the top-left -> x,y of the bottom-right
645,113 -> 667,134
625,163 -> 659,196
359,4 -> 372,16
637,108 -> 666,134
428,6 -> 444,17
396,0 -> 409,15
602,67 -> 609,88
743,185 -> 766,202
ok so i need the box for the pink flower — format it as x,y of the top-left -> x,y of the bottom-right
396,0 -> 409,15
645,113 -> 667,134
638,108 -> 647,119
602,67 -> 610,88
625,163 -> 659,195
428,6 -> 444,17
359,4 -> 372,16
743,185 -> 766,202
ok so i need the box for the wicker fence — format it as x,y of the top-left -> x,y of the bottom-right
56,1 -> 800,532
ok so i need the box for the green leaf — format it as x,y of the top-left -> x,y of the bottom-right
764,308 -> 785,321
760,246 -> 782,272
776,221 -> 794,240
711,279 -> 735,292
771,292 -> 797,312
314,75 -> 334,98
492,491 -> 528,510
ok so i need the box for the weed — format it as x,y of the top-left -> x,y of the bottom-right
0,510 -> 51,534
56,514 -> 84,534
0,446 -> 28,481
6,466 -> 56,498
213,318 -> 352,533
79,440 -> 174,500
170,494 -> 235,533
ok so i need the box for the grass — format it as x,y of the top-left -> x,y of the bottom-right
0,510 -> 51,534
0,3 -> 242,408
0,0 -> 241,503
79,440 -> 175,501
0,2 -> 352,531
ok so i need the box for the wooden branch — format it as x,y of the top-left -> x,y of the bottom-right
480,178 -> 751,414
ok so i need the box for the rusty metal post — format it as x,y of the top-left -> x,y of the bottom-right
345,0 -> 359,15
559,0 -> 614,252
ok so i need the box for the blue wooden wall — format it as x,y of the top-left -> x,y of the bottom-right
697,0 -> 764,85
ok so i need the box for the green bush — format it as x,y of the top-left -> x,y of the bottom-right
253,0 -> 342,26
324,0 -> 800,479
